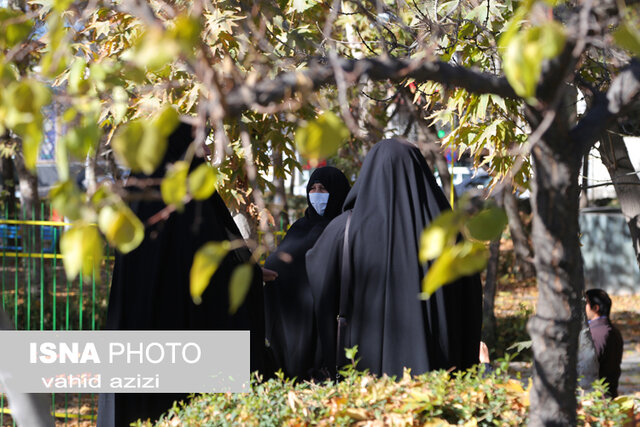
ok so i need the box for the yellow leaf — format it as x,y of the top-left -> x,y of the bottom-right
295,111 -> 349,166
112,107 -> 178,174
161,161 -> 189,209
60,223 -> 103,280
344,408 -> 369,420
422,241 -> 488,298
190,241 -> 230,304
188,163 -> 220,200
419,211 -> 460,262
228,264 -> 253,315
98,203 -> 145,254
49,180 -> 84,221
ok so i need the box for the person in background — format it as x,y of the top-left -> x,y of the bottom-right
306,138 -> 482,379
585,288 -> 623,397
98,122 -> 265,426
263,166 -> 350,380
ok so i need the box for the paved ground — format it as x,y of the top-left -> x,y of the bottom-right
619,342 -> 640,396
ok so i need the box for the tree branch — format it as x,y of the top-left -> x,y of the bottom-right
223,57 -> 517,117
571,59 -> 640,155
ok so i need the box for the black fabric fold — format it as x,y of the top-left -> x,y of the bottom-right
306,138 -> 482,379
263,166 -> 350,380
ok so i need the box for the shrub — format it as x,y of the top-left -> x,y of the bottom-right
144,357 -> 637,426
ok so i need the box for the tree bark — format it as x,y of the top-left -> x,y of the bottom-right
0,155 -> 17,218
503,184 -> 536,279
597,129 -> 640,270
527,119 -> 583,426
482,239 -> 500,351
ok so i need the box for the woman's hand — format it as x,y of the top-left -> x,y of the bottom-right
261,268 -> 278,282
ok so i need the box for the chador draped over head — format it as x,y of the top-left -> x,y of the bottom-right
264,166 -> 350,380
306,138 -> 482,378
98,123 -> 265,427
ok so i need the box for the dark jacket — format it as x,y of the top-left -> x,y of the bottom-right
589,316 -> 623,397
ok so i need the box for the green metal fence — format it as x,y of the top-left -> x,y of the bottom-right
0,203 -> 114,426
0,202 -> 290,426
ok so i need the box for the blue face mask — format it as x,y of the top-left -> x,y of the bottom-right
309,192 -> 330,216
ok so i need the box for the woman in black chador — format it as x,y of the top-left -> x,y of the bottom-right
97,123 -> 264,426
306,138 -> 482,379
263,166 -> 350,380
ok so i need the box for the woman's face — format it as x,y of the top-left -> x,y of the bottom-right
309,183 -> 328,194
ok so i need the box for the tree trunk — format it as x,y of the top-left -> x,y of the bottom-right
503,184 -> 536,279
0,155 -> 17,218
482,239 -> 500,351
597,129 -> 640,270
527,119 -> 583,426
13,149 -> 43,297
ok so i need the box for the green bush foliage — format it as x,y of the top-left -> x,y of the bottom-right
142,358 -> 637,426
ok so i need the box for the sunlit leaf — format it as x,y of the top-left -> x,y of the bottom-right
152,106 -> 180,137
161,161 -> 189,209
190,241 -> 231,304
49,180 -> 84,221
60,223 -> 103,280
422,241 -> 488,298
613,21 -> 640,56
295,111 -> 350,166
288,0 -> 316,14
62,119 -> 101,160
229,263 -> 253,315
169,13 -> 201,55
112,108 -> 178,174
98,203 -> 145,254
68,58 -> 88,94
0,9 -> 33,49
419,211 -> 461,262
465,207 -> 508,241
188,163 -> 220,200
502,22 -> 565,100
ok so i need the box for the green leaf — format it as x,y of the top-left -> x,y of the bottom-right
502,22 -> 565,100
161,161 -> 189,209
169,13 -> 201,54
295,111 -> 350,166
152,106 -> 180,137
229,263 -> 253,315
112,108 -> 178,174
60,223 -> 103,280
98,203 -> 145,254
613,21 -> 640,56
419,211 -> 461,262
188,163 -> 220,200
19,122 -> 44,172
344,345 -> 359,362
506,340 -> 532,353
190,241 -> 231,304
49,180 -> 84,221
68,58 -> 88,94
465,207 -> 508,241
0,9 -> 33,49
288,0 -> 316,14
62,120 -> 101,160
422,241 -> 488,298
130,28 -> 179,71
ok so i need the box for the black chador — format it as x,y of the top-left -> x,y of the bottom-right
264,166 -> 350,380
306,138 -> 482,378
98,123 -> 264,426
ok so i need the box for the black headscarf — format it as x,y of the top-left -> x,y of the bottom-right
263,166 -> 350,380
306,138 -> 482,378
98,123 -> 265,426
